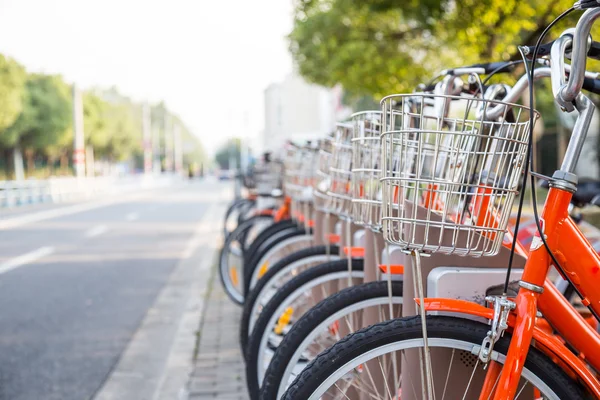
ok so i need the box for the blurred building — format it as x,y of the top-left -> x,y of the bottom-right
261,73 -> 350,154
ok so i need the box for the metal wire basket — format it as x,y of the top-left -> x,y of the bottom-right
250,161 -> 284,194
380,93 -> 537,257
328,123 -> 354,220
284,144 -> 317,202
313,136 -> 334,213
351,111 -> 383,231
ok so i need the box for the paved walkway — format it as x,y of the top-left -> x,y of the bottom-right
186,270 -> 249,400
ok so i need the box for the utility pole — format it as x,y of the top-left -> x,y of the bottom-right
174,124 -> 183,174
230,139 -> 241,198
241,111 -> 250,174
142,104 -> 153,174
164,115 -> 173,172
72,84 -> 85,178
152,124 -> 161,174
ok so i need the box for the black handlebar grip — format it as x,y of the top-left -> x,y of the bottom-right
467,62 -> 515,74
583,76 -> 600,95
587,41 -> 600,60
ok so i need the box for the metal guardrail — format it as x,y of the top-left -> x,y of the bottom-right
0,175 -> 177,208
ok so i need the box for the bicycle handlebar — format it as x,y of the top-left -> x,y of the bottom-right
523,38 -> 600,60
464,62 -> 516,74
483,67 -> 600,120
583,76 -> 600,94
556,8 -> 600,106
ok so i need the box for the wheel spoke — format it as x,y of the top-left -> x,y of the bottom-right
440,348 -> 456,400
402,350 -> 420,400
461,358 -> 480,400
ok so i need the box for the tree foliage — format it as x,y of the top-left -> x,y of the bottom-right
11,74 -> 72,152
215,138 -> 241,170
289,0 -> 597,97
0,52 -> 207,178
0,55 -> 26,139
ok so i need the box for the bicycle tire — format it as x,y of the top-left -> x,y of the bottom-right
242,219 -> 297,272
243,226 -> 306,294
245,258 -> 364,399
239,245 -> 341,354
223,198 -> 255,239
244,231 -> 310,295
282,316 -> 588,400
260,280 -> 403,400
218,214 -> 273,305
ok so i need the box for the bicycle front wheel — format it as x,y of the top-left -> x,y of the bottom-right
283,316 -> 588,400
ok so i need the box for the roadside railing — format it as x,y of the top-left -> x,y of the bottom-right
0,174 -> 178,209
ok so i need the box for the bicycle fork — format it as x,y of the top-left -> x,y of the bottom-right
491,290 -> 540,399
488,191 -> 563,398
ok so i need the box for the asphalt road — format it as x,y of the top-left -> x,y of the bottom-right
0,179 -> 227,400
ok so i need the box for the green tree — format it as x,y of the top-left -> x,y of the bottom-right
84,89 -> 142,163
289,0 -> 594,97
0,55 -> 26,146
215,138 -> 241,170
83,92 -> 110,156
6,74 -> 72,172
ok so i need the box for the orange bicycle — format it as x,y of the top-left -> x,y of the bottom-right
282,7 -> 600,399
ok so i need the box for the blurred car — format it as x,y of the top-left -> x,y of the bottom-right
217,169 -> 235,180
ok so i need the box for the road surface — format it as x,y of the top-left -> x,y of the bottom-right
0,179 -> 228,400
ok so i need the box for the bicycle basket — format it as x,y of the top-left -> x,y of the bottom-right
328,123 -> 354,220
252,161 -> 283,194
284,144 -> 317,202
314,136 -> 334,213
380,93 -> 537,257
351,111 -> 383,231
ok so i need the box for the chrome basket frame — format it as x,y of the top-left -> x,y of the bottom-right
380,93 -> 537,257
314,136 -> 335,213
328,123 -> 354,220
351,111 -> 383,231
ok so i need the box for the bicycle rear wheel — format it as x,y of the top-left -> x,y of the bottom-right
245,258 -> 365,398
240,245 -> 340,354
223,198 -> 255,239
282,316 -> 588,400
219,215 -> 273,304
260,280 -> 403,400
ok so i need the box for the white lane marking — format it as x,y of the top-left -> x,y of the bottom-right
85,224 -> 109,238
0,191 -> 155,231
0,246 -> 55,275
125,212 -> 139,221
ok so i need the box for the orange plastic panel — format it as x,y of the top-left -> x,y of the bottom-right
328,234 -> 340,244
256,209 -> 275,217
343,247 -> 365,258
378,264 -> 404,275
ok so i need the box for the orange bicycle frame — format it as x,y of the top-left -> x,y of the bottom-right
422,185 -> 600,398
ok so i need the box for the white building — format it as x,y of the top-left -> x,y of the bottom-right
261,73 -> 350,154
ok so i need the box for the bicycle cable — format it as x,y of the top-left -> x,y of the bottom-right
525,31 -> 600,323
481,60 -> 525,86
502,6 -> 575,295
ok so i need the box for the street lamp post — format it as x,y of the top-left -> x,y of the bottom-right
72,84 -> 86,178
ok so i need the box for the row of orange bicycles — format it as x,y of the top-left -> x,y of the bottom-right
219,5 -> 600,399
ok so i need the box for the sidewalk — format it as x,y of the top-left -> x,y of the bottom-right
93,184 -> 235,400
185,270 -> 248,400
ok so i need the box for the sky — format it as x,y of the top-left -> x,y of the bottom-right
0,0 -> 294,156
